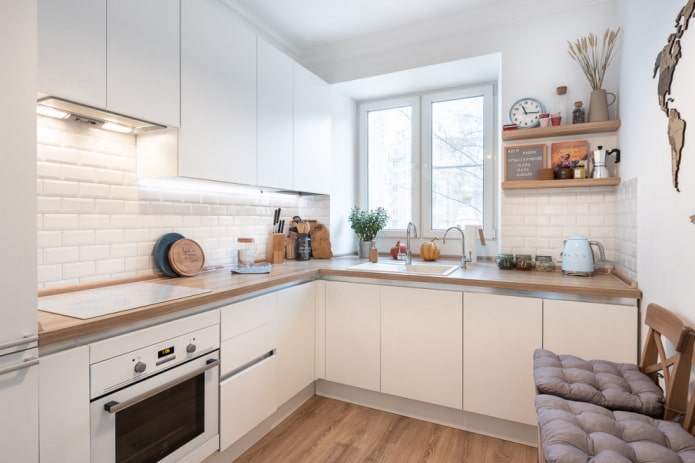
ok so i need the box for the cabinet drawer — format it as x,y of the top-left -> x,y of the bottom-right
220,355 -> 277,451
220,292 -> 277,341
221,322 -> 276,376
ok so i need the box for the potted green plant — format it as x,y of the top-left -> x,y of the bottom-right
348,206 -> 389,258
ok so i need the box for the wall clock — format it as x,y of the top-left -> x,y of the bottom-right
509,97 -> 546,129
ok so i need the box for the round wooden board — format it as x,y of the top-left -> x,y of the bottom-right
167,238 -> 205,276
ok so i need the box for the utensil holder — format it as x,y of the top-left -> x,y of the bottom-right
267,233 -> 285,264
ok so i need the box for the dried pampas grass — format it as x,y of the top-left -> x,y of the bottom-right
568,28 -> 621,90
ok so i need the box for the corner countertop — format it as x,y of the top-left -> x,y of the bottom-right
38,256 -> 641,347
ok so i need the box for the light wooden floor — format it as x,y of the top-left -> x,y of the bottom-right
235,396 -> 538,463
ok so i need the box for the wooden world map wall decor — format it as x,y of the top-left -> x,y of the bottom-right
653,0 -> 694,193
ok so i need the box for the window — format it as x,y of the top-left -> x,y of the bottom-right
359,85 -> 495,237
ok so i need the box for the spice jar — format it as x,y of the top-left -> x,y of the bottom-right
535,256 -> 555,272
572,101 -> 585,124
295,233 -> 311,261
573,164 -> 586,179
497,253 -> 515,270
237,237 -> 256,267
515,254 -> 534,271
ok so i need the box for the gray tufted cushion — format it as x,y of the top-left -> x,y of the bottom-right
534,349 -> 664,418
536,394 -> 695,463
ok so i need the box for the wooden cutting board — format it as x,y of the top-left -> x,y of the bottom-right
168,238 -> 205,276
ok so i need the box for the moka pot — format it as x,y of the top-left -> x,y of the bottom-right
591,145 -> 621,178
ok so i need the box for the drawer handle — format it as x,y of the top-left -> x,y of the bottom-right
0,335 -> 38,351
0,357 -> 39,376
104,358 -> 219,414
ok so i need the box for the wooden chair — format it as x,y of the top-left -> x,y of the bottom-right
640,303 -> 695,422
536,303 -> 695,463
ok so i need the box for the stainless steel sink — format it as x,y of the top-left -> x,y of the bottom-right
345,261 -> 459,276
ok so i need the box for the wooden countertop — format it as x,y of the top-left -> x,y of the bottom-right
38,257 -> 641,347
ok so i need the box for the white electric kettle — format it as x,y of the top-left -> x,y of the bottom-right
561,235 -> 605,276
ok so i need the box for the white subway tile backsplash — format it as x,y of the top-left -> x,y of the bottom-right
79,214 -> 111,229
62,261 -> 96,279
43,213 -> 80,230
44,247 -> 79,264
96,259 -> 125,275
95,229 -> 125,244
80,183 -> 111,198
79,245 -> 111,261
62,198 -> 96,213
43,179 -> 81,197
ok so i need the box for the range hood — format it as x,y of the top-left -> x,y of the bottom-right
37,96 -> 166,133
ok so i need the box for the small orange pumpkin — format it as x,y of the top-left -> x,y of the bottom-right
420,238 -> 440,261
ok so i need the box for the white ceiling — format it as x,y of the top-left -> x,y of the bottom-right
225,0 -> 508,51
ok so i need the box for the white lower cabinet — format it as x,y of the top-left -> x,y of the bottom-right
39,345 -> 90,463
276,283 -> 316,407
325,281 -> 381,391
219,294 -> 278,451
220,355 -> 277,451
218,281 -> 316,451
543,299 -> 638,363
381,286 -> 462,409
463,293 -> 542,426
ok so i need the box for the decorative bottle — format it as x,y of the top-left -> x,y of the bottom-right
572,101 -> 586,124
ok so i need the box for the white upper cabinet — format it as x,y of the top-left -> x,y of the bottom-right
257,38 -> 294,190
107,0 -> 180,127
180,0 -> 257,185
293,63 -> 332,194
38,0 -> 179,126
38,0 -> 106,107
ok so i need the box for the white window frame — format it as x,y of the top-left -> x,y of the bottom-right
358,83 -> 497,240
421,84 -> 496,238
358,96 -> 420,234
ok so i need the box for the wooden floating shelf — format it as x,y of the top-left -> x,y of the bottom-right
502,120 -> 621,141
502,177 -> 621,190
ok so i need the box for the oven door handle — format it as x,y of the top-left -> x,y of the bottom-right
103,358 -> 219,414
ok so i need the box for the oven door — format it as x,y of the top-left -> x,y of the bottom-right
91,351 -> 219,463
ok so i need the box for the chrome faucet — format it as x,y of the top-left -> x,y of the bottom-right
404,221 -> 418,264
443,225 -> 471,269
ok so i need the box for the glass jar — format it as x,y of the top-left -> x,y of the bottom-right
515,254 -> 534,271
535,256 -> 555,272
572,101 -> 585,124
573,164 -> 586,179
237,237 -> 256,267
497,253 -> 515,270
295,233 -> 311,261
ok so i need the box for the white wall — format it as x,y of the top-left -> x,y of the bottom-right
329,89 -> 358,255
617,0 -> 695,321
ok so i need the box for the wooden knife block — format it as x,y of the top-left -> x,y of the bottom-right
267,233 -> 285,264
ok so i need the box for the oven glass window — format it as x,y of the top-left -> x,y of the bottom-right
116,374 -> 205,463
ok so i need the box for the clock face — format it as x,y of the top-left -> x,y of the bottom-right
509,98 -> 545,128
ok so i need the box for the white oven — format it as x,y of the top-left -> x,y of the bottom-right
89,312 -> 220,463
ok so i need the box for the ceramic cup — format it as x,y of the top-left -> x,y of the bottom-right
550,112 -> 561,126
539,113 -> 550,127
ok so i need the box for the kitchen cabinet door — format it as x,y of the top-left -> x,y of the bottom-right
180,0 -> 257,185
463,293 -> 542,425
257,38 -> 294,190
220,355 -> 277,451
39,346 -> 90,463
325,282 -> 380,392
381,287 -> 462,409
543,299 -> 638,363
38,0 -> 106,107
293,63 -> 331,194
107,0 -> 180,127
276,283 -> 316,406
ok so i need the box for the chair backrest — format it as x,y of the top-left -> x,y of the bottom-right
640,303 -> 695,424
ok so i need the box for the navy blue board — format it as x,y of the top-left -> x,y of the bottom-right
153,233 -> 184,277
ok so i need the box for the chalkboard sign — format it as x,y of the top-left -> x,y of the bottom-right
504,144 -> 547,181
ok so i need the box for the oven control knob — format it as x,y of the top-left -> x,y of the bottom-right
134,361 -> 147,373
186,343 -> 196,354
